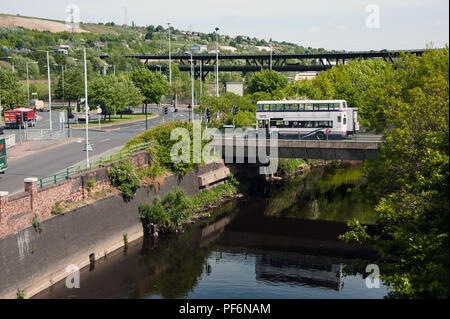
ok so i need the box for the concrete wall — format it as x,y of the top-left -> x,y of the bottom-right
0,151 -> 148,238
0,160 -> 224,299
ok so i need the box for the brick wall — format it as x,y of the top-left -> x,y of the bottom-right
0,151 -> 149,239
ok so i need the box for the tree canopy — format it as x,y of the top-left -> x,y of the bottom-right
0,68 -> 26,110
128,68 -> 169,105
340,47 -> 449,299
247,70 -> 289,94
89,75 -> 143,119
55,69 -> 84,102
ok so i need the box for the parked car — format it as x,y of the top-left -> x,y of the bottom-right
122,107 -> 134,114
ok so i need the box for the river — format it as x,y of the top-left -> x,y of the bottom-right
33,165 -> 389,299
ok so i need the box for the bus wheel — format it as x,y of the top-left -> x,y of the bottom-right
315,131 -> 326,140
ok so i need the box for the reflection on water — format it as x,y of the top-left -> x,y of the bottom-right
34,166 -> 388,299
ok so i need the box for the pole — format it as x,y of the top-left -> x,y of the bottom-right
191,52 -> 195,122
26,63 -> 30,106
62,66 -> 65,108
270,43 -> 273,71
47,51 -> 52,132
168,23 -> 172,85
83,47 -> 90,166
145,104 -> 148,130
200,60 -> 202,100
215,28 -> 219,97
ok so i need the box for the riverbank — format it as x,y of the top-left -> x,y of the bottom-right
32,163 -> 385,299
0,161 -> 226,299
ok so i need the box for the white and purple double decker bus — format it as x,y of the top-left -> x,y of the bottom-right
256,100 -> 358,140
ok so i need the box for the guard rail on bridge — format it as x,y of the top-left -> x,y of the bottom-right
38,142 -> 150,189
210,138 -> 381,161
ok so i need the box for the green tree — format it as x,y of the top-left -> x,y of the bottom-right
247,70 -> 288,94
128,67 -> 168,105
55,69 -> 84,108
89,75 -> 143,120
341,48 -> 449,299
0,68 -> 26,110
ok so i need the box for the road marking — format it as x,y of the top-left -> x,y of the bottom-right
100,138 -> 111,142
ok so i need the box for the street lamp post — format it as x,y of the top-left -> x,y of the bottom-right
26,61 -> 38,106
215,27 -> 220,97
83,47 -> 91,166
189,51 -> 195,122
46,51 -> 52,132
167,22 -> 172,85
270,41 -> 273,71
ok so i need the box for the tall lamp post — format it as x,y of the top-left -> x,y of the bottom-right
83,47 -> 92,166
215,27 -> 220,97
167,22 -> 172,85
269,40 -> 273,71
187,51 -> 195,122
46,51 -> 52,132
26,61 -> 38,106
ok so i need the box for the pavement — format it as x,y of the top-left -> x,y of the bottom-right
0,106 -> 190,195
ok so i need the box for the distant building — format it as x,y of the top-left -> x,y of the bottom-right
220,45 -> 237,53
225,82 -> 244,96
249,46 -> 273,53
93,41 -> 105,48
294,71 -> 320,81
208,49 -> 220,55
54,49 -> 68,55
190,44 -> 207,53
11,48 -> 31,54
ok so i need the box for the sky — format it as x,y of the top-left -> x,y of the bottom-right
0,0 -> 448,51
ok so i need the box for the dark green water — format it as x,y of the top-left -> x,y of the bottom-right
34,165 -> 389,299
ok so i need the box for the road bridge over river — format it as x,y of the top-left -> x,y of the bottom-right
210,138 -> 381,161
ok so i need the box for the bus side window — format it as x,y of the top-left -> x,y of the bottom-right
337,116 -> 342,123
343,117 -> 347,125
298,104 -> 305,111
305,104 -> 313,111
288,104 -> 298,111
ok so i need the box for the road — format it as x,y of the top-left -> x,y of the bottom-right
0,106 -> 190,195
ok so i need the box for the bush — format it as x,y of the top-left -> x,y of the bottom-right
109,161 -> 141,200
86,178 -> 96,193
52,200 -> 65,215
32,216 -> 43,234
278,159 -> 307,175
124,121 -> 208,176
16,289 -> 25,299
162,188 -> 193,226
139,198 -> 169,226
138,163 -> 165,180
138,180 -> 238,231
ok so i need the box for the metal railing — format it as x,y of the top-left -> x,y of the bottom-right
38,142 -> 151,188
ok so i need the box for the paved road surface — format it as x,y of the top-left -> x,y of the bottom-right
0,107 -> 189,195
